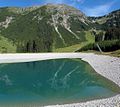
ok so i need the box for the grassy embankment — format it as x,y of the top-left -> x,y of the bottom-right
54,31 -> 95,52
0,34 -> 16,53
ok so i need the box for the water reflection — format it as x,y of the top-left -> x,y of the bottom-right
0,59 -> 119,105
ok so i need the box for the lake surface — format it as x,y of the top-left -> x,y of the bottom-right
0,58 -> 119,106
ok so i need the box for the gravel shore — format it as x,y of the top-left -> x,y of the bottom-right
0,53 -> 120,107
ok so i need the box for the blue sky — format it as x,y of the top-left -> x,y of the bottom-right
0,0 -> 120,16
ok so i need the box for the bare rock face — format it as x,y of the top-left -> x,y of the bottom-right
43,4 -> 90,41
45,4 -> 89,25
0,16 -> 13,28
46,4 -> 84,16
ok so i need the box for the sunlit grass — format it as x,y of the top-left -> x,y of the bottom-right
0,35 -> 16,53
54,31 -> 95,52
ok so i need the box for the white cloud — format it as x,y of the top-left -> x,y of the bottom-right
84,2 -> 115,16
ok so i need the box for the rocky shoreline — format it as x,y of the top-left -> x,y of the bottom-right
0,53 -> 120,107
46,54 -> 120,107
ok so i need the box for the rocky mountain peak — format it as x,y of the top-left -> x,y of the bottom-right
45,3 -> 85,17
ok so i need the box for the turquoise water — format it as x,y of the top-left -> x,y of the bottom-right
0,58 -> 119,106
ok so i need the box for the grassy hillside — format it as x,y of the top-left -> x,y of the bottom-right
77,9 -> 120,54
0,5 -> 119,53
0,35 -> 16,53
1,5 -> 91,53
54,31 -> 95,52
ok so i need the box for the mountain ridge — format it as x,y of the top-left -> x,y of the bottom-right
0,4 -> 119,53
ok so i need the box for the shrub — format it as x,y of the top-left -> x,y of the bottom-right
77,40 -> 120,52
